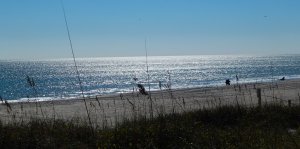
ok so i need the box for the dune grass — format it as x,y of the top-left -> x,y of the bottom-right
0,104 -> 299,148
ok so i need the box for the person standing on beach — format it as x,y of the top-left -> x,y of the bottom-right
159,81 -> 162,90
225,79 -> 231,85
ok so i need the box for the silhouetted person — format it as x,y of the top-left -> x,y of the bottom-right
137,84 -> 148,95
159,81 -> 162,90
225,79 -> 231,85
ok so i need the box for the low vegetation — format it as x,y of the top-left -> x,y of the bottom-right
0,104 -> 299,148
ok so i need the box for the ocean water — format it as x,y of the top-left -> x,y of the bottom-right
0,55 -> 300,101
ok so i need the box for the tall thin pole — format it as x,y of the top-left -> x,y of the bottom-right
60,0 -> 92,126
145,38 -> 150,93
145,38 -> 153,118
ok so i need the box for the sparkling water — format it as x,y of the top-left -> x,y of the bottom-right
0,55 -> 299,101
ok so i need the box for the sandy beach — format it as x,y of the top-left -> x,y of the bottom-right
1,79 -> 300,126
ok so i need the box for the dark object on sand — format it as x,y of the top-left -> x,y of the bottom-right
280,77 -> 285,81
225,79 -> 231,85
137,84 -> 148,95
159,81 -> 162,90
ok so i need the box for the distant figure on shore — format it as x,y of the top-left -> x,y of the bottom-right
280,77 -> 285,81
225,79 -> 231,85
159,81 -> 162,90
236,75 -> 239,82
137,84 -> 148,95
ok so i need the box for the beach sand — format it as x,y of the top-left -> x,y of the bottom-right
1,79 -> 300,126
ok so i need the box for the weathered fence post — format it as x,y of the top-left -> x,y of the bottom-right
256,88 -> 262,108
298,93 -> 300,105
288,100 -> 291,107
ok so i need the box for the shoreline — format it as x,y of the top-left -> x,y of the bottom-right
1,78 -> 299,125
4,77 -> 298,104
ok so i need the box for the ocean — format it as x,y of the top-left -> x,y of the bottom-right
1,55 -> 300,101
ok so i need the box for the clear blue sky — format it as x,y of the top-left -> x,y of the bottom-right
1,0 -> 300,60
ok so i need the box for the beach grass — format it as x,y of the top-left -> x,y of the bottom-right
0,104 -> 299,148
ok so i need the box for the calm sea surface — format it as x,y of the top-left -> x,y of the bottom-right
1,55 -> 300,101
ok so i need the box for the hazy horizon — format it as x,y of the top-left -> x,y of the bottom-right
1,53 -> 300,61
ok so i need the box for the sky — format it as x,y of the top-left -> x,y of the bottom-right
1,0 -> 300,60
